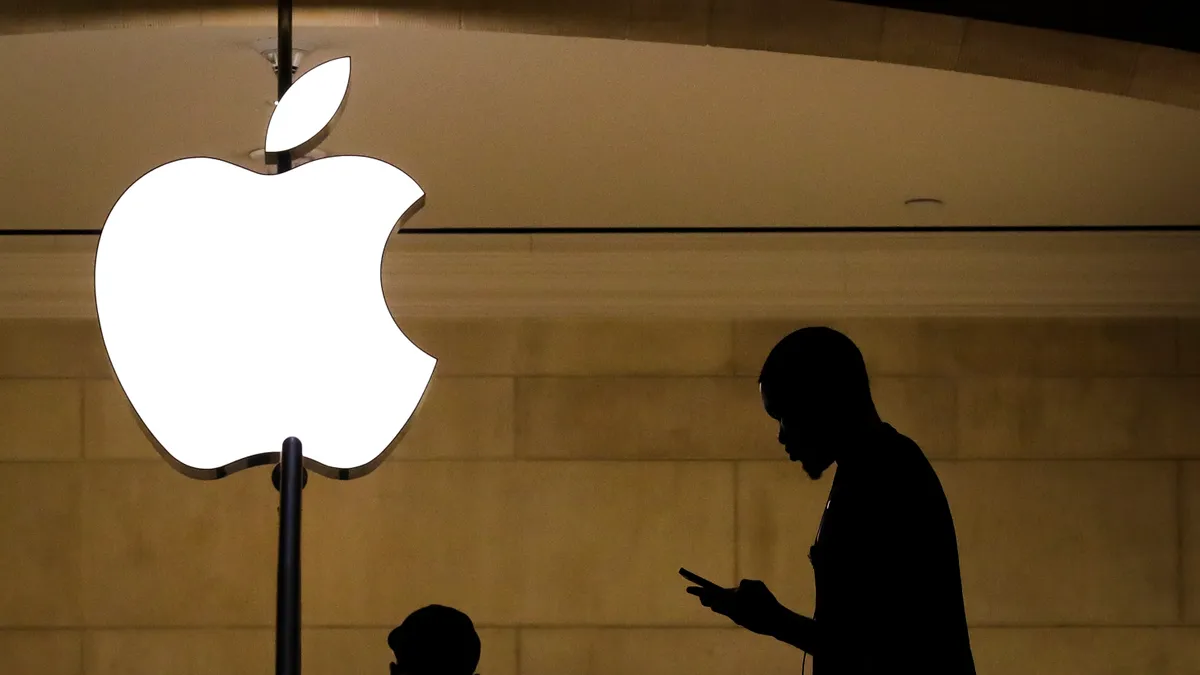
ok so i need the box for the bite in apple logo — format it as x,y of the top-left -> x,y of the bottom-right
94,56 -> 436,480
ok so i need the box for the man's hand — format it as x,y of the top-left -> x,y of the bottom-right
686,579 -> 787,637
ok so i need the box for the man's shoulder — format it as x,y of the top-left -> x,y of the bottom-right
861,425 -> 947,500
870,424 -> 931,471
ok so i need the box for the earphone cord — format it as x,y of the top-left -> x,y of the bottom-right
803,490 -> 833,675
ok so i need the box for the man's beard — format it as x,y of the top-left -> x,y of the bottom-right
796,448 -> 833,479
801,461 -> 826,480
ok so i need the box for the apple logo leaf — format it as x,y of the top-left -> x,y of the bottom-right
265,56 -> 351,158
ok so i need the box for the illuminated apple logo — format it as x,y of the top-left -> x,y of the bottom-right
94,57 -> 435,479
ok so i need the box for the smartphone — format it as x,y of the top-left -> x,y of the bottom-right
679,567 -> 722,590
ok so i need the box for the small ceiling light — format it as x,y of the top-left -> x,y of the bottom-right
904,197 -> 944,206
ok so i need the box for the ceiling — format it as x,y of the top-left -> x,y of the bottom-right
2,24 -> 1200,230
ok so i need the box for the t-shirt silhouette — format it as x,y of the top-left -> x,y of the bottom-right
807,423 -> 976,674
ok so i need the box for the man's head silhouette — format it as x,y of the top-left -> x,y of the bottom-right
388,605 -> 480,675
758,326 -> 879,479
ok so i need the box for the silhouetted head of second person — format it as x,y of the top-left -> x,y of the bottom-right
388,605 -> 480,675
759,326 -> 879,479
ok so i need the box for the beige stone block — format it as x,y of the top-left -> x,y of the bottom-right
956,20 -> 1140,95
378,2 -> 462,31
734,318 -> 1178,376
1,7 -> 203,32
516,319 -> 733,375
871,376 -> 956,458
1129,46 -> 1200,110
460,0 -> 559,36
0,380 -> 81,460
710,0 -> 884,61
930,319 -> 1179,376
0,10 -> 48,35
736,461 -> 834,614
98,9 -> 203,30
1185,463 -> 1199,624
301,461 -> 734,625
201,6 -> 377,28
400,319 -> 519,375
971,627 -> 1200,675
551,0 -> 631,40
0,234 -> 97,253
392,377 -> 514,459
516,377 -> 779,459
939,461 -> 1178,624
879,8 -> 964,70
85,629 -> 272,675
707,0 -> 780,51
294,7 -> 379,28
81,463 -> 277,626
958,377 -> 1200,459
82,379 -> 155,460
772,0 -> 884,61
0,235 -> 57,252
1181,320 -> 1200,374
520,628 -> 805,675
198,7 -> 276,27
83,627 -> 515,675
0,631 -> 81,675
0,6 -> 201,33
306,627 -> 516,675
629,0 -> 709,45
0,319 -> 109,378
0,465 -> 81,626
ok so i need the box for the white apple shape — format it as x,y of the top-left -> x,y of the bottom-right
94,56 -> 436,480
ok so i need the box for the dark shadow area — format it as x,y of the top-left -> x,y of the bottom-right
389,605 -> 482,675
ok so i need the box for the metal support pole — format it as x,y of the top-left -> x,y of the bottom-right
276,0 -> 293,173
273,5 -> 298,673
276,436 -> 303,675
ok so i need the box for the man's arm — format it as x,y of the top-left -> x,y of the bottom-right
687,581 -> 822,656
768,605 -> 821,655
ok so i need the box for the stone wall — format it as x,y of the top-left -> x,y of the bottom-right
1,316 -> 1198,674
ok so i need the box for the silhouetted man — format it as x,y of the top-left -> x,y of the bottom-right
388,605 -> 481,675
685,327 -> 975,674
